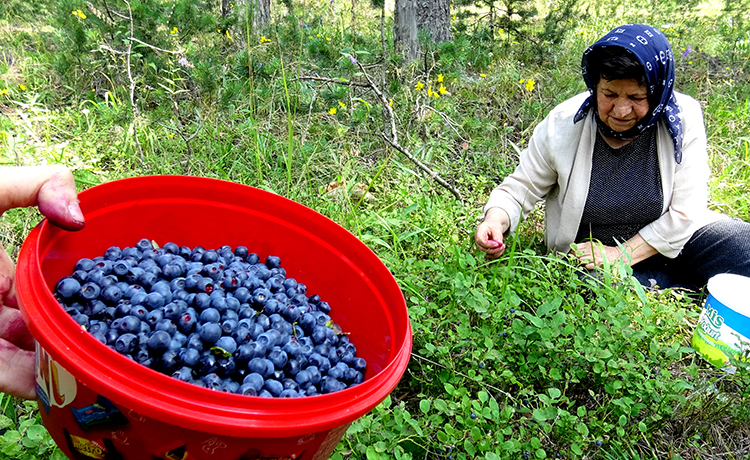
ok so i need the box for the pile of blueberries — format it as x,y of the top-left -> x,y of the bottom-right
55,238 -> 366,398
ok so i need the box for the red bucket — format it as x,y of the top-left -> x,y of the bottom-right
15,175 -> 412,460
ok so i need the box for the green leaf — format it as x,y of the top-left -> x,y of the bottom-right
521,311 -> 544,328
478,391 -> 489,403
464,439 -> 477,456
535,448 -> 547,459
638,421 -> 648,433
437,431 -> 448,443
0,415 -> 12,431
210,346 -> 232,358
419,400 -> 430,414
577,406 -> 587,417
366,445 -> 382,460
571,443 -> 583,456
619,415 -> 628,427
537,297 -> 561,317
548,388 -> 562,399
532,408 -> 549,422
434,399 -> 448,412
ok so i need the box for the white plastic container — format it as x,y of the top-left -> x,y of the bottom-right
692,274 -> 750,366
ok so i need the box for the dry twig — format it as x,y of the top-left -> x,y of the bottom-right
353,58 -> 464,204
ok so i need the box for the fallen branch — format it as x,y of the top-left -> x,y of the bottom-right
353,58 -> 464,204
295,75 -> 371,88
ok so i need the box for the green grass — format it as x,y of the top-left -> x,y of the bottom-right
1,0 -> 750,459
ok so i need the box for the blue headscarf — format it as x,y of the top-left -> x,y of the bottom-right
573,24 -> 684,163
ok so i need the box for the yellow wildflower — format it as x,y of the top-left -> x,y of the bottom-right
0,89 -> 9,96
437,74 -> 444,83
326,37 -> 330,41
260,36 -> 271,44
317,34 -> 322,38
479,74 -> 486,78
688,61 -> 693,65
225,30 -> 231,39
416,82 -> 424,91
338,101 -> 346,108
519,78 -> 525,84
329,107 -> 337,115
438,84 -> 448,95
170,27 -> 178,34
18,84 -> 27,91
168,133 -> 175,138
525,78 -> 536,92
72,10 -> 86,19
388,99 -> 393,106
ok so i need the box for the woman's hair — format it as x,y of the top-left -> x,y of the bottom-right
587,46 -> 647,86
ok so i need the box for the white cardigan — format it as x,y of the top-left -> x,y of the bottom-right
483,91 -> 725,258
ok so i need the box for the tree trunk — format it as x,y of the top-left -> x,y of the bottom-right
255,0 -> 270,27
416,0 -> 452,43
394,0 -> 419,62
233,0 -> 270,27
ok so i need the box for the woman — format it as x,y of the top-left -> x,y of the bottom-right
474,24 -> 750,290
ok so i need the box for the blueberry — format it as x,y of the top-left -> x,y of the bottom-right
470,413 -> 477,419
154,319 -> 177,336
215,336 -> 237,355
197,352 -> 218,374
268,347 -> 288,369
352,357 -> 367,372
172,366 -> 194,382
75,258 -> 95,272
146,309 -> 164,328
118,315 -> 142,334
199,308 -> 221,324
136,238 -> 154,252
595,440 -> 603,447
148,330 -> 171,353
294,369 -> 312,389
100,285 -> 123,304
198,322 -> 222,344
144,292 -> 166,310
215,356 -> 237,378
56,277 -> 81,299
115,333 -> 138,354
78,282 -> 101,301
248,358 -> 275,379
177,310 -> 197,334
263,378 -> 283,396
179,347 -> 200,367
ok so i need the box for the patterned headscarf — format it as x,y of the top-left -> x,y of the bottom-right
573,24 -> 684,163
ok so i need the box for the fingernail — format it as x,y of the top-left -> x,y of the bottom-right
68,202 -> 85,224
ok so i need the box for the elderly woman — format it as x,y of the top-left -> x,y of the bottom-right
475,24 -> 750,290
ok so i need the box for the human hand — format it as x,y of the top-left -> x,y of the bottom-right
0,165 -> 84,399
474,207 -> 509,259
572,241 -> 622,271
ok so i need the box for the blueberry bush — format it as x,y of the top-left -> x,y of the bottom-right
1,0 -> 750,458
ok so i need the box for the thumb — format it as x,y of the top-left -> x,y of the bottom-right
0,165 -> 85,231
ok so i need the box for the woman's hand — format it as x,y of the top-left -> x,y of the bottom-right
475,207 -> 510,259
573,241 -> 623,270
0,165 -> 84,399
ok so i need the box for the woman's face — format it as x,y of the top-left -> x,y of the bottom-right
595,78 -> 650,133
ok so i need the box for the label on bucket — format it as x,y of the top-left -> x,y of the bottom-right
693,292 -> 750,366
